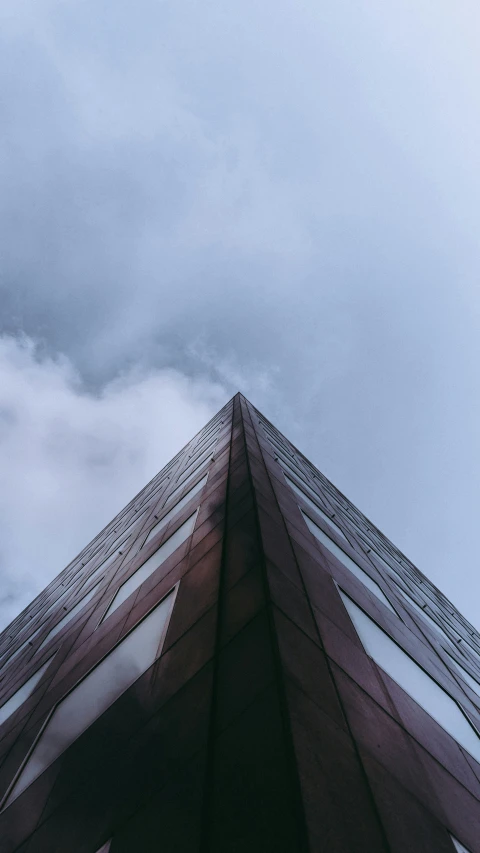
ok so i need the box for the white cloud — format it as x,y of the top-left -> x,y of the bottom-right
1,0 -> 480,638
0,335 -> 227,629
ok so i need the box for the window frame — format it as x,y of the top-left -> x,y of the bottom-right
285,473 -> 348,543
303,510 -> 398,616
1,584 -> 179,810
36,577 -> 105,655
0,654 -> 57,730
140,476 -> 207,551
162,462 -> 211,509
97,511 -> 198,627
339,588 -> 480,765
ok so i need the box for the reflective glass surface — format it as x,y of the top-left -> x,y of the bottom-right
341,593 -> 480,764
103,512 -> 197,621
286,476 -> 347,541
164,462 -> 210,507
0,657 -> 53,728
142,475 -> 207,548
446,652 -> 480,699
184,438 -> 217,470
105,511 -> 146,554
304,513 -> 396,614
37,581 -> 103,652
1,623 -> 44,672
6,591 -> 175,805
393,587 -> 451,640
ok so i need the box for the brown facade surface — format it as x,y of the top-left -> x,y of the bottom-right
0,394 -> 477,851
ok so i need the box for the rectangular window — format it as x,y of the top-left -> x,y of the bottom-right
340,592 -> 480,765
303,512 -> 396,614
358,536 -> 398,575
276,456 -> 312,492
105,510 -> 148,553
136,475 -> 171,511
180,444 -> 216,477
201,417 -> 223,439
395,587 -> 454,643
81,546 -> 126,589
102,512 -> 197,622
142,476 -> 207,549
4,590 -> 176,806
282,469 -> 327,508
266,432 -> 294,459
285,476 -> 347,542
0,657 -> 54,728
83,513 -> 151,584
1,623 -> 44,673
37,580 -> 103,653
446,652 -> 480,699
454,634 -> 480,669
273,445 -> 302,473
191,428 -> 220,456
164,462 -> 210,508
0,585 -> 72,663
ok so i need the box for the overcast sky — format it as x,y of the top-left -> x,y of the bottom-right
1,0 -> 480,630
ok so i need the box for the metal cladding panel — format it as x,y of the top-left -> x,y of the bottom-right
0,393 -> 476,852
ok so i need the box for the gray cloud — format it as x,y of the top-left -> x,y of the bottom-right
0,336 -> 226,628
1,0 -> 480,626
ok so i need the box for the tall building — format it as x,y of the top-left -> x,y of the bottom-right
0,393 -> 478,852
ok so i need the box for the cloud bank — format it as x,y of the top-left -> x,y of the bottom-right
1,0 -> 480,627
0,336 -> 225,628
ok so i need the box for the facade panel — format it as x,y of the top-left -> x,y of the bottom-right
0,394 -> 477,851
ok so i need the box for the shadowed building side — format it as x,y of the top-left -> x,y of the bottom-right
0,393 -> 476,851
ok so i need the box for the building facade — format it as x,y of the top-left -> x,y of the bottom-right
0,393 -> 478,852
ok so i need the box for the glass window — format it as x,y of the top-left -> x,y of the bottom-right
340,592 -> 480,765
81,548 -> 125,589
0,624 -> 44,672
142,476 -> 207,549
285,476 -> 347,542
37,581 -> 103,653
189,432 -> 218,460
136,475 -> 170,511
451,837 -> 471,853
102,512 -> 197,622
4,591 -> 176,806
276,456 -> 312,492
266,432 -> 294,459
83,513 -> 151,583
397,590 -> 453,645
282,468 -> 326,508
0,585 -> 72,663
303,513 -> 396,614
164,463 -> 210,507
179,445 -> 215,477
358,536 -> 397,573
273,445 -> 301,472
106,510 -> 148,552
0,657 -> 54,728
199,420 -> 221,439
456,637 -> 480,671
446,652 -> 480,699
